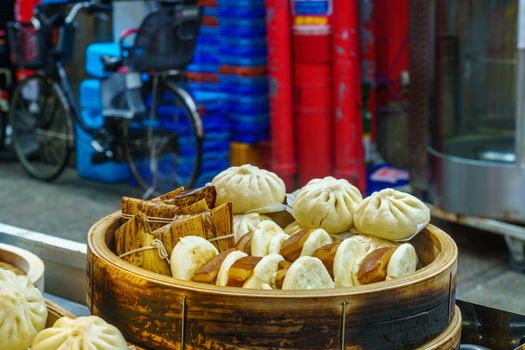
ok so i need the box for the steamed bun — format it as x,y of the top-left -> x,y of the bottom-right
293,177 -> 363,233
31,315 -> 128,350
212,165 -> 286,213
354,188 -> 430,241
0,268 -> 47,350
233,213 -> 273,242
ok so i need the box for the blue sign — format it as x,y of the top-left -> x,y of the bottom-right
292,0 -> 332,16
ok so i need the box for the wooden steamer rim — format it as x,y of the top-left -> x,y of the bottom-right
87,211 -> 459,349
0,242 -> 45,292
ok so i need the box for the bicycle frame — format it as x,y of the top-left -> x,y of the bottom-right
42,1 -> 202,140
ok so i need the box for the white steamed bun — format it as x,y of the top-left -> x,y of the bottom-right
233,212 -> 273,242
0,268 -> 47,350
212,164 -> 286,213
31,315 -> 128,350
354,188 -> 430,241
293,177 -> 363,233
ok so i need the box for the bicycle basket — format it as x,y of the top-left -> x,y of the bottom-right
128,6 -> 201,72
6,22 -> 48,69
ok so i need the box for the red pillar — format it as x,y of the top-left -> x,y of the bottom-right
332,0 -> 366,191
291,0 -> 333,186
266,0 -> 296,189
360,0 -> 377,145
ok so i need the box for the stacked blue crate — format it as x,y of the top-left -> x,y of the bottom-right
184,5 -> 231,186
180,91 -> 230,187
217,0 -> 270,144
188,5 -> 221,92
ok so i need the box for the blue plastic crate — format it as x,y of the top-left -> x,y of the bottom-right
226,94 -> 269,114
197,35 -> 220,46
194,171 -> 222,187
180,138 -> 230,157
199,25 -> 219,37
220,36 -> 266,48
219,26 -> 266,38
218,0 -> 265,8
229,113 -> 269,143
219,17 -> 265,28
229,113 -> 269,129
189,81 -> 221,93
192,53 -> 220,65
180,130 -> 230,145
187,63 -> 220,73
230,129 -> 269,144
220,75 -> 268,95
155,94 -> 228,130
178,154 -> 230,176
76,109 -> 130,183
169,108 -> 230,134
202,7 -> 219,17
201,114 -> 230,131
194,43 -> 220,56
226,102 -> 270,114
219,55 -> 267,66
184,167 -> 231,188
219,45 -> 267,58
193,91 -> 228,114
218,7 -> 266,19
80,79 -> 102,110
86,43 -> 121,78
139,150 -> 229,188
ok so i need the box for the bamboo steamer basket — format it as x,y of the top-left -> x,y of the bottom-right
45,299 -> 75,327
416,306 -> 461,350
87,212 -> 458,350
0,242 -> 45,292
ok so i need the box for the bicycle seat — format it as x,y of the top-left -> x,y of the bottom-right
100,55 -> 123,73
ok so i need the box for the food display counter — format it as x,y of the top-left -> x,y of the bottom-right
0,165 -> 522,349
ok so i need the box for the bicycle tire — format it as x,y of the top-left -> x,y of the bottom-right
8,75 -> 73,181
122,78 -> 203,194
0,111 -> 5,152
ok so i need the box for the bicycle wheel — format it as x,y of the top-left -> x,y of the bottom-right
8,75 -> 73,181
123,78 -> 203,194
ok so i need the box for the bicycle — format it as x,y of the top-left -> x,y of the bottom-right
6,0 -> 204,195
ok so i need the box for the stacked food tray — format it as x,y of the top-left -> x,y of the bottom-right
217,0 -> 270,146
86,172 -> 462,349
77,52 -> 131,184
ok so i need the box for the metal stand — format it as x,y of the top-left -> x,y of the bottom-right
430,205 -> 525,271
